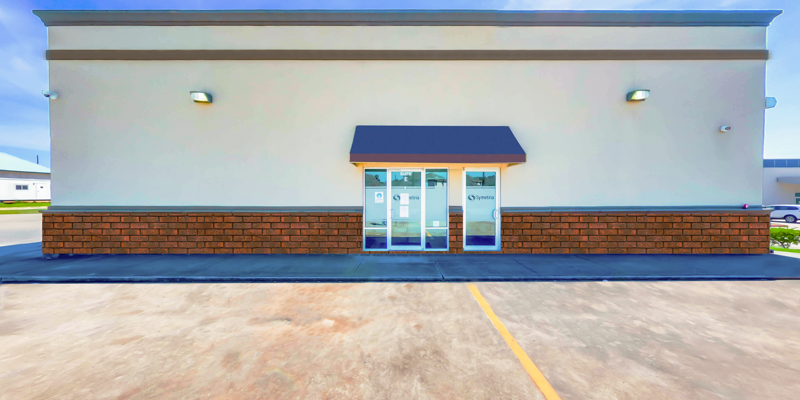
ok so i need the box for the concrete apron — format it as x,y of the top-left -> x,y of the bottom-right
2,243 -> 800,284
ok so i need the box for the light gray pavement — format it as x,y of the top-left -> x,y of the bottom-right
2,281 -> 800,399
477,281 -> 800,400
0,214 -> 41,246
0,283 -> 546,400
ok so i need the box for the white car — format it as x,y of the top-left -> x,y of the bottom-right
769,205 -> 800,223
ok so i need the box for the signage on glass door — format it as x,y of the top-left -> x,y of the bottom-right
468,194 -> 495,201
392,194 -> 419,201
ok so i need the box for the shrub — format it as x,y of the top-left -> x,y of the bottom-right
770,228 -> 800,249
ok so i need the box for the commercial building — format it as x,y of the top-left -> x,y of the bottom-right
35,10 -> 780,255
0,152 -> 51,201
763,159 -> 800,205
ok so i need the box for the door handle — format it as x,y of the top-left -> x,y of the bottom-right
390,209 -> 395,219
492,209 -> 498,220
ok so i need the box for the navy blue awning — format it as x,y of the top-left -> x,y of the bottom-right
349,126 -> 526,164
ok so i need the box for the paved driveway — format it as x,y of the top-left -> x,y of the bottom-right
1,281 -> 799,399
0,214 -> 41,246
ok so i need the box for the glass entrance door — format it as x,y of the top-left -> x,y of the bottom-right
463,168 -> 500,251
388,169 -> 423,250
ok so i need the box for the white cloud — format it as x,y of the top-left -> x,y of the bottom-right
502,0 -> 777,10
0,0 -> 50,152
504,0 -> 656,10
0,123 -> 50,151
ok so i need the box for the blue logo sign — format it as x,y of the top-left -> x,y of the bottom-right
468,194 -> 495,201
376,192 -> 383,199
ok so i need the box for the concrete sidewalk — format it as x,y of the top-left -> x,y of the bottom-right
2,242 -> 800,283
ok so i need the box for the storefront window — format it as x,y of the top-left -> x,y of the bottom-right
364,169 -> 387,249
464,170 -> 499,249
425,169 -> 448,249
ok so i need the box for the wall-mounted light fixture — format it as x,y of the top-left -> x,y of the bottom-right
766,97 -> 777,109
190,91 -> 212,103
720,126 -> 732,133
42,90 -> 58,100
626,90 -> 650,102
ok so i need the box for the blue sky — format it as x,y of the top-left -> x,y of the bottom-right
1,0 -> 797,168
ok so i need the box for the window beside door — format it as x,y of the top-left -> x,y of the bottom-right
364,169 -> 388,250
425,169 -> 448,249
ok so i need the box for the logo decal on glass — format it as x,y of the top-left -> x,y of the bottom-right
393,194 -> 419,201
468,194 -> 495,201
374,192 -> 384,203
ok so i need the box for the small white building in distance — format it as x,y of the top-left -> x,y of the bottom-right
0,152 -> 51,201
763,159 -> 800,205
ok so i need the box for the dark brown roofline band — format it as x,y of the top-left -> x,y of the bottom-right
46,49 -> 769,61
32,10 -> 783,27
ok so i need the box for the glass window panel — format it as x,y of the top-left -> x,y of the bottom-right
364,169 -> 387,227
465,171 -> 497,247
365,170 -> 386,187
364,229 -> 387,250
465,171 -> 496,187
390,171 -> 422,246
425,228 -> 448,249
425,169 -> 448,228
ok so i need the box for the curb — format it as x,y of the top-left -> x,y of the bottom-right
0,275 -> 779,284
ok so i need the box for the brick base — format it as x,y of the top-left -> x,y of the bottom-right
42,211 -> 770,255
498,212 -> 770,254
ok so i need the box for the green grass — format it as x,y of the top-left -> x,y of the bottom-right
0,209 -> 44,215
770,246 -> 800,254
0,201 -> 50,208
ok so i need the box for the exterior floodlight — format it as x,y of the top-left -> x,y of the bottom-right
766,97 -> 777,109
720,126 -> 732,133
626,90 -> 649,102
190,91 -> 212,103
42,90 -> 58,100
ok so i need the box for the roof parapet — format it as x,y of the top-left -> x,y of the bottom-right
33,10 -> 783,27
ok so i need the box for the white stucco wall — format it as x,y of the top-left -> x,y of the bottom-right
46,25 -> 768,208
763,167 -> 800,205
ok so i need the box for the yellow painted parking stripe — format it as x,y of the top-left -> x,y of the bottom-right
467,283 -> 562,400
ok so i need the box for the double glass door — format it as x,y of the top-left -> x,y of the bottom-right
363,168 -> 449,251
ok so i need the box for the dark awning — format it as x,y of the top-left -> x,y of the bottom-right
349,126 -> 526,164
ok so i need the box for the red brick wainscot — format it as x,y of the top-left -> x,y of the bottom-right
498,211 -> 770,254
42,211 -> 770,255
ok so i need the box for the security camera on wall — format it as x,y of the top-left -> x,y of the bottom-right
42,90 -> 58,100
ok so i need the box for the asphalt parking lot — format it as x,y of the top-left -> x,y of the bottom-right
2,281 -> 799,399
